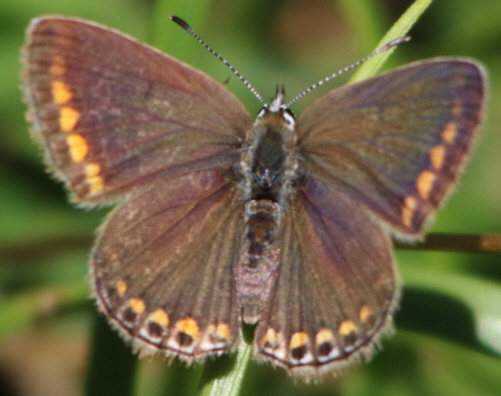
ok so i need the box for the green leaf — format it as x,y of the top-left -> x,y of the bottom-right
401,263 -> 501,356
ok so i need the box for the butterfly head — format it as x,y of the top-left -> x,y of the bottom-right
257,85 -> 295,130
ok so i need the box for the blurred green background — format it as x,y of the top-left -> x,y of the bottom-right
1,0 -> 500,395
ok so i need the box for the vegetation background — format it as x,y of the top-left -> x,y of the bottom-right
0,0 -> 500,395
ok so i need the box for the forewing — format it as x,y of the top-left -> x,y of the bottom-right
296,60 -> 485,237
22,17 -> 252,204
254,177 -> 398,378
91,168 -> 244,360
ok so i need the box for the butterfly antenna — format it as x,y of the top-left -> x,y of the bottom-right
171,16 -> 264,104
286,36 -> 411,107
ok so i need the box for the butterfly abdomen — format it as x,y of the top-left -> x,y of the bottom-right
237,199 -> 281,323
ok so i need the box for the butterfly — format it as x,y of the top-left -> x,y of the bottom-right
21,16 -> 485,379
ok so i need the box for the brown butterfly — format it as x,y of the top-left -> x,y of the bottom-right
21,16 -> 485,379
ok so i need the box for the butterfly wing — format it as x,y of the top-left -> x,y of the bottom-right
254,60 -> 484,378
22,17 -> 252,360
22,17 -> 252,204
254,177 -> 398,377
92,168 -> 245,360
296,60 -> 485,238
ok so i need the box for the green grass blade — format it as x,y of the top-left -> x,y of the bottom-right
350,0 -> 434,83
197,327 -> 253,396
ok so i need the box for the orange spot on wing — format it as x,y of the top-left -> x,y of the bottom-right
88,176 -> 104,195
290,331 -> 309,349
261,328 -> 283,347
176,318 -> 199,339
441,122 -> 458,144
430,145 -> 446,170
51,80 -> 73,104
85,163 -> 104,194
416,170 -> 436,200
315,328 -> 334,345
359,305 -> 372,323
402,196 -> 417,227
66,134 -> 88,162
128,298 -> 146,315
60,106 -> 80,132
85,162 -> 101,177
339,320 -> 357,336
150,309 -> 169,327
116,280 -> 127,297
216,324 -> 231,340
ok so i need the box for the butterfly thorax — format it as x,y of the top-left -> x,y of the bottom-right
236,103 -> 298,324
251,127 -> 285,197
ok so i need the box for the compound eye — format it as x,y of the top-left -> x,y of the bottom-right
257,106 -> 269,118
282,108 -> 295,125
284,108 -> 295,119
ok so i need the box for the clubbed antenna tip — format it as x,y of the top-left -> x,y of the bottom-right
170,16 -> 191,32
